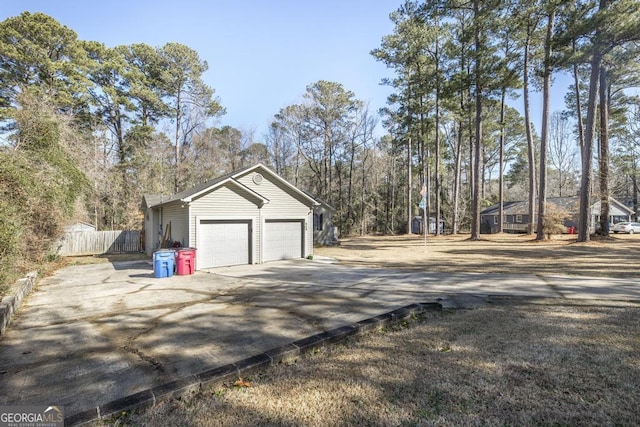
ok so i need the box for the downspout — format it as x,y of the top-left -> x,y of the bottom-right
259,204 -> 264,264
159,207 -> 163,250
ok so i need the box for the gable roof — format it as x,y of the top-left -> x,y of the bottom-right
547,196 -> 580,212
142,194 -> 165,209
232,164 -> 319,206
591,197 -> 635,215
480,201 -> 522,216
302,190 -> 335,212
145,163 -> 318,208
178,175 -> 269,205
481,196 -> 633,216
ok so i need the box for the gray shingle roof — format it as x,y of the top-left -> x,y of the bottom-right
481,196 -> 628,216
143,163 -> 318,208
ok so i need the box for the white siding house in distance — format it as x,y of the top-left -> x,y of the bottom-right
143,164 -> 318,269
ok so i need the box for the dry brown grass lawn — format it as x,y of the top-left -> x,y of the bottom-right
99,234 -> 640,426
118,301 -> 640,426
316,233 -> 640,278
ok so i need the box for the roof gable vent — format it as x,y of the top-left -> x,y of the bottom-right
253,173 -> 264,185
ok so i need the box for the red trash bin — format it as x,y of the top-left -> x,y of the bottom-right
175,248 -> 196,275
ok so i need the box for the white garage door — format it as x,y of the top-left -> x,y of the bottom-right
263,220 -> 303,262
198,220 -> 250,268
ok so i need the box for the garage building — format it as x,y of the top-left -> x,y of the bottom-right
143,164 -> 318,269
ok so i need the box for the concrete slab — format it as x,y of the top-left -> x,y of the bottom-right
0,258 -> 639,423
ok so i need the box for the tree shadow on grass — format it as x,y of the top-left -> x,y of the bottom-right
121,301 -> 640,426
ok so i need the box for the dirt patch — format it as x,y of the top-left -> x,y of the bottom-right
316,233 -> 640,278
116,300 -> 640,426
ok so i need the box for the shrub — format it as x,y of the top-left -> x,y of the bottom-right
0,96 -> 89,295
543,202 -> 570,239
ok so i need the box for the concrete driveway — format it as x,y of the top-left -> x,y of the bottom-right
1,258 -> 639,422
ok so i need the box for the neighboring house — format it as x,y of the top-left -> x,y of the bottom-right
304,191 -> 337,245
143,164 -> 318,269
480,196 -> 634,234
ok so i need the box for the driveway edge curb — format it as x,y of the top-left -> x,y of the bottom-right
0,271 -> 37,336
65,301 -> 442,426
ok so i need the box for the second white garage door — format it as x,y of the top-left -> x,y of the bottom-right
198,220 -> 251,268
263,220 -> 303,262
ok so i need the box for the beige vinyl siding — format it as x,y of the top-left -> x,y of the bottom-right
236,171 -> 314,258
189,185 -> 261,262
161,202 -> 189,247
144,208 -> 154,255
313,204 -> 333,246
145,208 -> 162,255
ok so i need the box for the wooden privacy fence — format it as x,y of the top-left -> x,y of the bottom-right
55,230 -> 143,256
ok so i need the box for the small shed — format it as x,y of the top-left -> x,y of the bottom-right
143,164 -> 318,269
411,216 -> 445,234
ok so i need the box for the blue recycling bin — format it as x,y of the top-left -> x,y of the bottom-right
153,250 -> 175,278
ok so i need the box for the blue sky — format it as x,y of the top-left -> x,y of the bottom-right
2,1 -> 576,141
2,0 -> 400,138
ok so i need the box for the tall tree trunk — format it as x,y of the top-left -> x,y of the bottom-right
598,64 -> 610,235
294,147 -> 300,187
348,139 -> 356,230
323,126 -> 329,204
536,10 -> 555,240
329,130 -> 334,206
434,33 -> 442,236
422,128 -> 428,241
112,107 -> 129,202
453,119 -> 463,235
523,31 -> 536,234
407,136 -> 412,235
419,96 -> 427,240
426,154 -> 431,237
470,0 -> 482,241
471,104 -> 482,239
498,87 -> 506,233
385,168 -> 391,231
632,163 -> 638,221
391,155 -> 396,232
578,52 -> 602,242
360,150 -> 368,236
174,89 -> 182,193
481,145 -> 486,199
573,40 -> 585,158
406,73 -> 414,236
468,91 -> 474,203
336,163 -> 344,233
